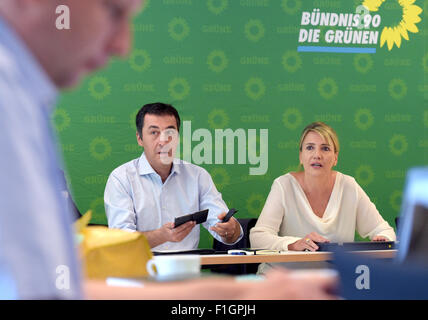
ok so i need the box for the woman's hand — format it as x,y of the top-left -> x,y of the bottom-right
372,235 -> 388,242
288,232 -> 330,251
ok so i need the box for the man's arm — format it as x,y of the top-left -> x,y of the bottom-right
84,268 -> 338,300
104,173 -> 197,248
104,173 -> 138,231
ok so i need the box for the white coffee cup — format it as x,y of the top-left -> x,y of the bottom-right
146,255 -> 201,280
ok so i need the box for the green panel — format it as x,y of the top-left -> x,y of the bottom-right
55,0 -> 428,247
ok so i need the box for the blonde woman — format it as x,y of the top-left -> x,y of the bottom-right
250,122 -> 396,255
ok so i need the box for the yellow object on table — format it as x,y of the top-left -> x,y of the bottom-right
74,211 -> 153,279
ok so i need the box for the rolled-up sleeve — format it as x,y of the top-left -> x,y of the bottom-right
104,173 -> 137,232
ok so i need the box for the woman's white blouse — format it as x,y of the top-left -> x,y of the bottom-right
250,172 -> 396,250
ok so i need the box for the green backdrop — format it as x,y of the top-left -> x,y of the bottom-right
55,0 -> 428,248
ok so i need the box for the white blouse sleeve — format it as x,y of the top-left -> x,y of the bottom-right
250,179 -> 301,250
355,182 -> 396,241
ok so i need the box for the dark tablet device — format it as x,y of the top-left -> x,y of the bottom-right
222,208 -> 238,223
174,209 -> 209,228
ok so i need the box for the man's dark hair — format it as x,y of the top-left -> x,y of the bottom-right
136,102 -> 181,137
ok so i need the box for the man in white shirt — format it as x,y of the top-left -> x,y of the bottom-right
105,102 -> 243,250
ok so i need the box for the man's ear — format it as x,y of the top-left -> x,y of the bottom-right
136,131 -> 144,147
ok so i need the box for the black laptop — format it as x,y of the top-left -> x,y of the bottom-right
316,241 -> 396,252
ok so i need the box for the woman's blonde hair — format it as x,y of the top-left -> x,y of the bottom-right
299,121 -> 340,153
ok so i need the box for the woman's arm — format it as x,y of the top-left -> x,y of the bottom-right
355,182 -> 396,241
250,180 -> 300,250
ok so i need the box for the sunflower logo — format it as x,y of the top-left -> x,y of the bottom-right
318,77 -> 338,100
168,78 -> 190,100
281,0 -> 302,15
129,49 -> 151,72
353,54 -> 373,74
362,0 -> 422,50
282,108 -> 303,130
244,19 -> 265,42
355,165 -> 375,186
389,134 -> 408,156
281,51 -> 302,73
89,137 -> 112,161
245,77 -> 266,100
209,167 -> 230,190
207,50 -> 229,73
88,76 -> 111,100
52,108 -> 71,132
207,109 -> 230,129
388,78 -> 407,100
207,0 -> 228,15
246,194 -> 265,216
354,108 -> 374,131
168,17 -> 190,41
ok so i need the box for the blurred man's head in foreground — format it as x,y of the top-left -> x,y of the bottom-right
0,0 -> 142,88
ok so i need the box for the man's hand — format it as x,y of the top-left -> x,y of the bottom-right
143,221 -> 195,248
210,212 -> 241,244
161,221 -> 196,242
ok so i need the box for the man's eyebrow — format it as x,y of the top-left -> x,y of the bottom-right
147,125 -> 177,130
